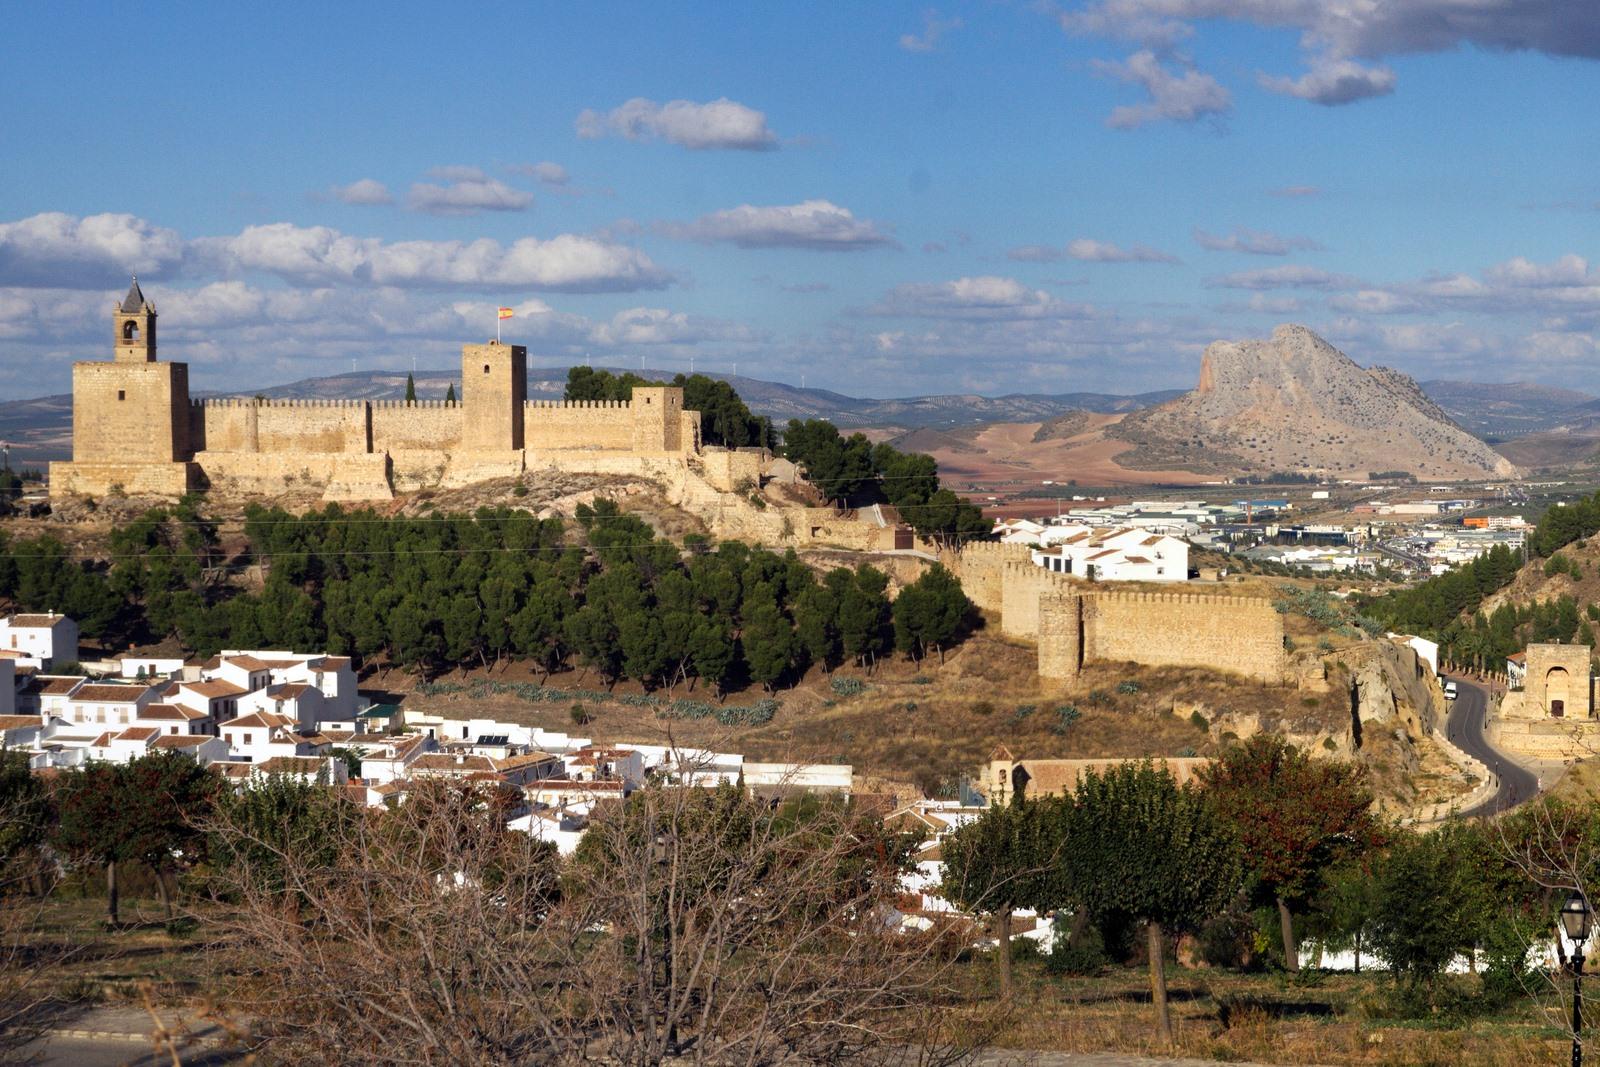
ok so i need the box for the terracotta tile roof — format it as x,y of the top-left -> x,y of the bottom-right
38,677 -> 85,696
0,715 -> 42,730
226,711 -> 296,730
258,756 -> 328,775
221,655 -> 272,671
491,752 -> 560,772
115,726 -> 160,741
88,731 -> 116,747
266,683 -> 314,699
318,656 -> 351,669
75,684 -> 150,703
411,754 -> 494,773
0,650 -> 25,660
152,735 -> 210,749
139,703 -> 206,721
211,763 -> 253,779
532,780 -> 625,792
5,614 -> 69,628
182,680 -> 248,699
1123,555 -> 1152,564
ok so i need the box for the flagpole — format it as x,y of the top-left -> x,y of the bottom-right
497,308 -> 501,344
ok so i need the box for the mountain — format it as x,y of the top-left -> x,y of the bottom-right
1420,380 -> 1597,437
1106,325 -> 1519,480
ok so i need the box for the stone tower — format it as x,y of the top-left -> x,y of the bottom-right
460,340 -> 526,453
49,279 -> 195,495
630,385 -> 683,452
114,277 -> 157,362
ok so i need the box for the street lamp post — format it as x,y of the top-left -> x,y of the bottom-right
1562,893 -> 1594,1067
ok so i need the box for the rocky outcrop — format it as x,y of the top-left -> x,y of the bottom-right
1109,324 -> 1519,479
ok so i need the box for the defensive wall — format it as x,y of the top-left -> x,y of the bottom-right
942,544 -> 1286,687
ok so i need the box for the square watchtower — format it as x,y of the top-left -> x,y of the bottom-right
460,341 -> 526,453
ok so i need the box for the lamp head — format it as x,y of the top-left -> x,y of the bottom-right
1561,893 -> 1593,944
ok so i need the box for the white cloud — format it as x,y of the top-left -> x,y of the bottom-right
406,173 -> 533,216
1206,264 -> 1363,290
1326,289 -> 1422,315
329,179 -> 394,206
900,9 -> 962,52
665,200 -> 895,251
508,161 -> 570,187
867,276 -> 1092,320
196,224 -> 670,292
589,306 -> 759,346
1065,237 -> 1180,263
1058,1 -> 1600,109
1259,58 -> 1396,105
1007,244 -> 1065,263
1485,254 -> 1593,288
0,212 -> 186,288
576,97 -> 778,151
1090,50 -> 1231,128
1217,293 -> 1306,315
1193,226 -> 1322,255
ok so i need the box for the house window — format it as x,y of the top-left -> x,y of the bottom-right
117,390 -> 126,401
483,364 -> 490,374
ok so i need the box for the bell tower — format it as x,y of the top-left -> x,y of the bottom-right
114,276 -> 156,362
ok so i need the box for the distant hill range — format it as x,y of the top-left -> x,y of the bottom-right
0,354 -> 1594,476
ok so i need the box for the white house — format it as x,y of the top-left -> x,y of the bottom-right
743,762 -> 854,797
1028,525 -> 1189,583
214,651 -> 359,723
0,613 -> 79,670
508,808 -> 589,855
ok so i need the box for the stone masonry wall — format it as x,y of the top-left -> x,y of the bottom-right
1000,561 -> 1074,639
940,541 -> 1032,615
1081,590 -> 1285,683
199,399 -> 372,454
369,401 -> 464,453
524,400 -> 638,451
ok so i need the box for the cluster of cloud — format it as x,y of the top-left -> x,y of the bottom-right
900,9 -> 961,52
0,211 -> 671,294
1056,0 -> 1600,124
868,276 -> 1091,320
1090,50 -> 1231,129
507,161 -> 571,187
1193,226 -> 1321,256
1008,237 -> 1179,264
576,97 -> 778,151
664,200 -> 895,250
406,166 -> 534,216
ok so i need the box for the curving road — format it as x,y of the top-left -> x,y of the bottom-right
1444,675 -> 1540,817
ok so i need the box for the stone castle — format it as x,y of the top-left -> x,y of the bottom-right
50,280 -> 759,502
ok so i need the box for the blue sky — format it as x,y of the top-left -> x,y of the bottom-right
2,1 -> 1599,398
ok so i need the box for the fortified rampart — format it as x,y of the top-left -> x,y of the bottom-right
943,544 -> 1286,687
49,284 -> 717,504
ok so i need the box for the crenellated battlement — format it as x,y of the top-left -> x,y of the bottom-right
525,399 -> 633,410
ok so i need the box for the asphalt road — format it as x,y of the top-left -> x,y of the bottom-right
1444,675 -> 1540,816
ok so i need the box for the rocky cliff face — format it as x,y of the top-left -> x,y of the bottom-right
1109,324 -> 1519,479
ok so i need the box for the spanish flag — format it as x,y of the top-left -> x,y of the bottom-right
498,307 -> 514,319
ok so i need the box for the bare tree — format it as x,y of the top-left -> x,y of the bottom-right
201,778 -> 984,1065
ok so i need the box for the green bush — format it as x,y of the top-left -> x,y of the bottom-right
1050,704 -> 1080,736
829,676 -> 867,697
1189,710 -> 1209,732
1115,679 -> 1140,695
1045,920 -> 1106,976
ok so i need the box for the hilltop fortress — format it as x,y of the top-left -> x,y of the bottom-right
50,281 -> 763,503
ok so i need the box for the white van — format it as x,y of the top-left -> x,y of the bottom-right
1444,680 -> 1459,700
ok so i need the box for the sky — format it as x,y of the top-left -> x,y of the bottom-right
2,1 -> 1599,400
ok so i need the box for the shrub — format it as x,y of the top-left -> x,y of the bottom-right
1012,704 -> 1036,721
1045,920 -> 1106,976
511,484 -> 528,498
829,676 -> 867,697
1115,680 -> 1140,695
1189,710 -> 1209,732
1050,705 -> 1080,736
971,700 -> 996,716
569,704 -> 590,725
1086,689 -> 1114,707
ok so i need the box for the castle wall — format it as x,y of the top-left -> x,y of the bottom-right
939,541 -> 1032,615
369,401 -> 463,453
1082,590 -> 1285,683
198,399 -> 372,454
524,400 -> 638,451
1000,561 -> 1074,639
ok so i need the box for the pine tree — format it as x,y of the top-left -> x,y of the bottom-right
405,372 -> 417,405
445,382 -> 456,405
